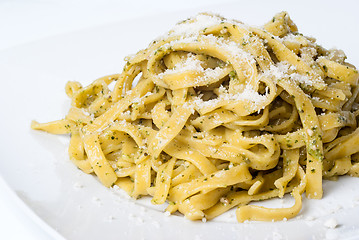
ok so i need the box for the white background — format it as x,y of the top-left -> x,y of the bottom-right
1,0 -> 359,239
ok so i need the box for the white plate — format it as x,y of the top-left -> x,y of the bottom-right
1,2 -> 359,239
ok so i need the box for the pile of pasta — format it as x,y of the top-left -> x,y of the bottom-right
32,12 -> 359,222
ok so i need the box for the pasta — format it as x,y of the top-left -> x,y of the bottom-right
32,12 -> 359,222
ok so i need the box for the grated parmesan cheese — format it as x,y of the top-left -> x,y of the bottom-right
169,14 -> 223,38
324,218 -> 338,229
193,83 -> 267,110
158,53 -> 228,87
262,61 -> 316,87
73,182 -> 83,189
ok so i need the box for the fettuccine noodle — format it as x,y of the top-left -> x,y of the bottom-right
32,12 -> 359,222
